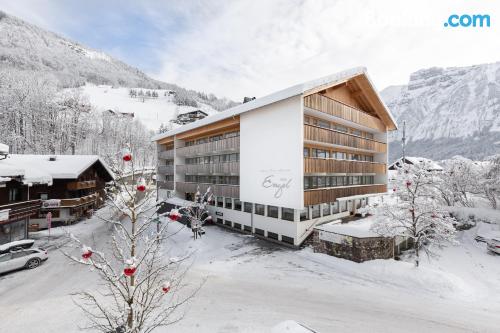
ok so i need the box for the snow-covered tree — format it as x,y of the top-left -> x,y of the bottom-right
372,162 -> 457,267
483,155 -> 500,209
436,157 -> 482,207
64,150 -> 202,332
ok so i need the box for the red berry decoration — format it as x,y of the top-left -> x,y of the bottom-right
431,213 -> 437,218
122,148 -> 132,162
406,181 -> 412,187
124,267 -> 136,276
162,281 -> 171,294
169,209 -> 181,221
136,178 -> 146,192
392,188 -> 397,192
82,246 -> 93,260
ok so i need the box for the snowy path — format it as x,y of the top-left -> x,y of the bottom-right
0,211 -> 499,332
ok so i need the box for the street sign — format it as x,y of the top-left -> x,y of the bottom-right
46,212 -> 52,229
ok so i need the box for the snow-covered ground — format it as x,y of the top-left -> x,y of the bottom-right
1,207 -> 499,332
79,84 -> 219,131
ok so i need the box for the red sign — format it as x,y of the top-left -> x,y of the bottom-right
46,212 -> 52,229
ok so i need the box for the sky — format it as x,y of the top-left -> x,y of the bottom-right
1,0 -> 500,101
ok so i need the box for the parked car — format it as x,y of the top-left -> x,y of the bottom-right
0,248 -> 48,274
0,239 -> 35,254
487,237 -> 500,255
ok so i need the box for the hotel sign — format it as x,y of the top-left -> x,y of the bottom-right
261,172 -> 292,198
42,199 -> 61,208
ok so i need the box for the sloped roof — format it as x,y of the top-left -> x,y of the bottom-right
0,154 -> 114,184
153,67 -> 397,141
389,156 -> 443,171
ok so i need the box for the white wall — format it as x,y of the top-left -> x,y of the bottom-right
240,96 -> 304,210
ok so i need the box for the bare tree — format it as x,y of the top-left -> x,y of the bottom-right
372,162 -> 457,267
64,149 -> 203,332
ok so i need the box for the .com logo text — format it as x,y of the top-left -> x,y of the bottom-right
444,14 -> 490,27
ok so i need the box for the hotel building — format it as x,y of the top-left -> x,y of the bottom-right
153,68 -> 397,246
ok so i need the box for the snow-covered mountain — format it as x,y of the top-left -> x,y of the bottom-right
382,63 -> 500,162
0,10 -> 237,130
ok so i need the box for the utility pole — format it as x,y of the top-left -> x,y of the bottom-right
402,120 -> 406,162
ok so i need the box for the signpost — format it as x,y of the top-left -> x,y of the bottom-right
46,212 -> 52,243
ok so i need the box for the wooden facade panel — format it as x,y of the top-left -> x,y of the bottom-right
304,125 -> 386,153
304,93 -> 386,132
177,136 -> 240,156
158,149 -> 174,160
176,162 -> 239,175
304,184 -> 387,206
304,158 -> 386,174
157,165 -> 174,175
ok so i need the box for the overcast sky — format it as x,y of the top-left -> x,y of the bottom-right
1,0 -> 499,100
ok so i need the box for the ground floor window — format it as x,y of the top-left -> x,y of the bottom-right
299,208 -> 308,221
234,199 -> 242,211
281,235 -> 294,245
233,223 -> 241,230
267,206 -> 278,218
243,225 -> 252,232
281,208 -> 294,221
0,219 -> 27,245
217,197 -> 224,207
225,197 -> 232,209
267,232 -> 278,240
216,218 -> 223,224
311,205 -> 321,219
332,202 -> 339,214
322,203 -> 330,216
224,220 -> 232,227
255,204 -> 265,216
244,202 -> 253,213
255,228 -> 265,236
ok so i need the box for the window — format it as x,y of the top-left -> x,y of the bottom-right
210,134 -> 223,142
224,220 -> 232,226
335,125 -> 347,133
267,205 -> 278,218
234,199 -> 242,211
281,236 -> 294,245
225,198 -> 232,209
281,208 -> 294,221
39,193 -> 48,200
9,188 -> 20,202
304,116 -> 311,124
255,204 -> 265,216
255,228 -> 265,236
299,208 -> 308,221
216,218 -> 223,224
0,254 -> 12,262
267,232 -> 279,240
224,131 -> 239,138
243,225 -> 252,232
304,177 -> 310,190
244,202 -> 253,213
322,203 -> 330,216
303,147 -> 309,157
311,205 -> 321,219
217,197 -> 224,207
233,223 -> 242,230
317,119 -> 330,129
331,202 -> 339,214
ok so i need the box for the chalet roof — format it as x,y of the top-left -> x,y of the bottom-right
0,154 -> 114,184
389,156 -> 443,171
153,67 -> 397,142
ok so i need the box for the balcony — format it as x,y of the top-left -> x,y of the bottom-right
0,200 -> 41,224
157,165 -> 174,174
304,93 -> 386,132
157,181 -> 174,190
304,158 -> 386,174
177,136 -> 239,157
176,162 -> 239,175
159,149 -> 174,159
176,182 -> 240,198
304,125 -> 386,153
67,180 -> 96,191
304,184 -> 387,206
43,194 -> 98,208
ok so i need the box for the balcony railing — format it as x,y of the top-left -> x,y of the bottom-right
304,125 -> 386,153
176,162 -> 239,175
304,93 -> 386,132
0,200 -> 41,224
304,184 -> 387,205
157,165 -> 174,174
157,181 -> 174,190
159,149 -> 174,159
176,182 -> 240,198
42,194 -> 98,208
304,158 -> 386,174
67,180 -> 96,191
177,136 -> 239,156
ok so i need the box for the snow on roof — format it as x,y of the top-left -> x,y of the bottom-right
0,154 -> 114,184
153,67 -> 395,141
0,143 -> 9,154
314,217 -> 380,238
389,156 -> 443,171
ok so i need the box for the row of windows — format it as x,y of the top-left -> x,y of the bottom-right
211,198 -> 296,221
304,176 -> 375,189
304,116 -> 375,140
304,147 -> 374,162
214,219 -> 295,245
185,153 -> 239,165
185,175 -> 240,185
185,130 -> 240,146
